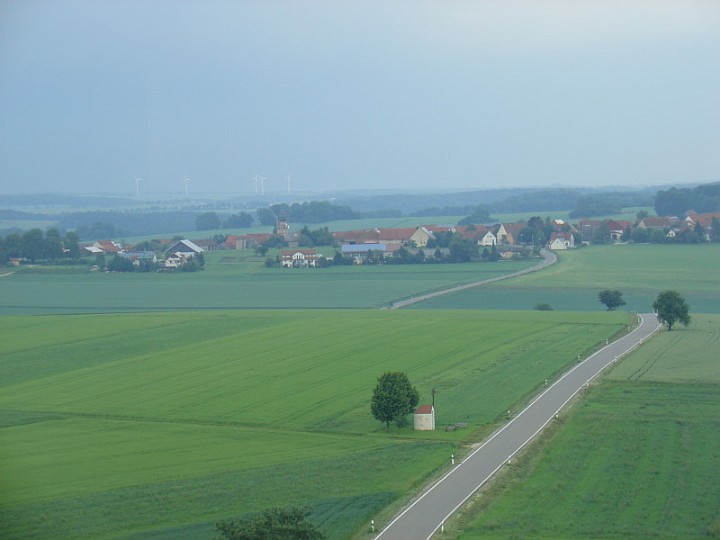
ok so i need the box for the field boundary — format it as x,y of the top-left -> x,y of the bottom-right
373,313 -> 661,539
386,250 -> 557,310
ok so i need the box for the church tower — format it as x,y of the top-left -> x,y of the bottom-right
275,213 -> 289,240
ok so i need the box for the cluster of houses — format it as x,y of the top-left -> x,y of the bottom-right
80,239 -> 204,270
77,210 -> 720,270
636,212 -> 719,240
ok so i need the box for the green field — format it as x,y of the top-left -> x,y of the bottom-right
0,257 -> 537,314
453,315 -> 720,539
0,310 -> 628,539
413,244 -> 720,313
6,229 -> 712,317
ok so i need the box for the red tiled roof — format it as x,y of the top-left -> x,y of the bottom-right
414,405 -> 434,415
96,240 -> 121,253
692,213 -> 720,228
333,230 -> 381,243
459,225 -> 489,241
605,220 -> 631,231
378,228 -> 417,241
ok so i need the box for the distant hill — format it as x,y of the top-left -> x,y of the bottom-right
335,186 -> 660,217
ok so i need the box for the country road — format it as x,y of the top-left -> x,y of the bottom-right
374,313 -> 662,540
387,250 -> 557,309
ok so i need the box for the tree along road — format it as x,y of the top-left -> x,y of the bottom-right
386,250 -> 557,310
374,313 -> 661,540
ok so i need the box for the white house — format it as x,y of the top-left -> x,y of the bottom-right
477,230 -> 497,246
280,249 -> 320,268
548,232 -> 575,250
413,404 -> 435,431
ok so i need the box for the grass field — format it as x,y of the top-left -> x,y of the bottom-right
412,243 -> 720,313
0,257 -> 537,314
0,310 -> 629,539
452,315 -> 720,540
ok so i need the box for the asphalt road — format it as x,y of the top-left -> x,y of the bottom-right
387,250 -> 557,309
374,312 -> 662,540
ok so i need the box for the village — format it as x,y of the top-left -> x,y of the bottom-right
61,210 -> 720,271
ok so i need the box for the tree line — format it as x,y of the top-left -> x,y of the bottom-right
0,228 -> 80,263
655,183 -> 720,217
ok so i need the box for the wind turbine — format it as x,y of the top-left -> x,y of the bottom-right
134,177 -> 141,196
259,176 -> 266,197
253,174 -> 259,193
183,176 -> 190,198
285,174 -> 292,194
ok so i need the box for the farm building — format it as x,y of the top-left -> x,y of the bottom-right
413,405 -> 435,431
165,239 -> 204,256
341,243 -> 387,263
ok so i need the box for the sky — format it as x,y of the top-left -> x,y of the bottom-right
1,0 -> 719,196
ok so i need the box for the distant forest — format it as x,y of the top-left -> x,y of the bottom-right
1,183 -> 717,240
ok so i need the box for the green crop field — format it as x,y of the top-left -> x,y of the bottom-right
413,243 -> 720,313
452,315 -> 720,540
0,310 -> 628,539
0,258 -> 536,315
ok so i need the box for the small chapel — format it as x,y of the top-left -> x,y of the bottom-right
413,404 -> 435,431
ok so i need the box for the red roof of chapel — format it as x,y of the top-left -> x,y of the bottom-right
414,405 -> 434,414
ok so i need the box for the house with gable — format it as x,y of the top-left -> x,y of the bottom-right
496,223 -> 519,245
605,220 -> 632,242
685,212 -> 720,240
280,249 -> 320,268
165,239 -> 204,256
378,228 -> 418,246
477,229 -> 497,246
163,239 -> 204,268
410,227 -> 436,248
548,232 -> 575,250
460,225 -> 496,246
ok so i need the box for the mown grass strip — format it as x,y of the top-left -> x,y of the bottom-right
450,315 -> 720,540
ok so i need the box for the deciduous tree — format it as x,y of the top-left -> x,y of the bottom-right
598,289 -> 626,310
371,372 -> 419,430
195,212 -> 221,231
653,290 -> 691,331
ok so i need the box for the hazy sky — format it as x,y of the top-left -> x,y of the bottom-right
1,1 -> 719,195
